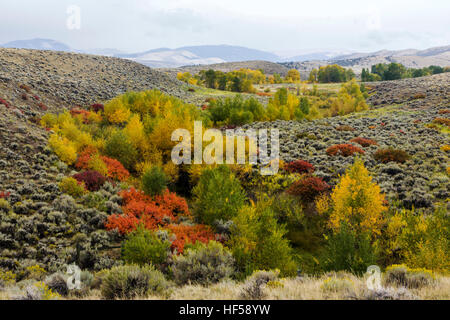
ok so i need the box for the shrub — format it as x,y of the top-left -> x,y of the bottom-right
48,134 -> 77,165
101,156 -> 130,181
193,165 -> 246,226
326,144 -> 365,157
412,93 -> 426,99
384,265 -> 434,289
59,177 -> 87,197
350,137 -> 377,147
322,223 -> 377,275
171,241 -> 235,285
91,103 -> 104,113
229,198 -> 297,278
101,265 -> 169,300
240,270 -> 279,300
141,166 -> 168,197
438,109 -> 450,114
433,117 -> 450,126
335,125 -> 355,132
321,276 -> 354,292
0,98 -> 10,108
166,224 -> 216,254
284,160 -> 315,174
104,99 -> 131,124
104,130 -> 138,171
0,191 -> 10,199
73,171 -> 107,192
122,226 -> 171,267
287,176 -> 330,202
373,148 -> 410,164
329,158 -> 386,236
0,270 -> 16,287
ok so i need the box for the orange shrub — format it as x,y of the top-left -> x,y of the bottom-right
326,144 -> 365,157
166,224 -> 216,253
350,137 -> 378,147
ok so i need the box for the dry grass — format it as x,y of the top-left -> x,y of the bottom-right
1,275 -> 449,300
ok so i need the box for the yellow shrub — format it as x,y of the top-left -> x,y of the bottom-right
440,145 -> 450,152
0,270 -> 16,286
59,120 -> 93,152
48,134 -> 77,165
329,158 -> 386,237
40,113 -> 58,128
59,177 -> 87,197
104,98 -> 131,124
125,114 -> 149,153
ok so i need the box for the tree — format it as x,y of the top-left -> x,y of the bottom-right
308,69 -> 318,82
142,166 -> 168,196
192,165 -> 247,226
329,158 -> 387,237
228,197 -> 297,278
204,69 -> 217,88
286,69 -> 301,82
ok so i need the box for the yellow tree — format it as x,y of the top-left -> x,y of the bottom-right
329,158 -> 387,237
286,69 -> 301,83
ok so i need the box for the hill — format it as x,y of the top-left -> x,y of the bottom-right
0,48 -> 190,108
2,39 -> 72,52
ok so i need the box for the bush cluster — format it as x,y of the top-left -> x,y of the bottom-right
326,144 -> 365,157
171,241 -> 235,285
101,265 -> 169,300
373,148 -> 410,164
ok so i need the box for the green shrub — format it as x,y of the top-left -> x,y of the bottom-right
193,165 -> 246,226
141,166 -> 168,196
321,223 -> 377,275
59,177 -> 87,197
122,226 -> 171,267
229,197 -> 297,278
104,130 -> 138,171
171,241 -> 235,285
101,265 -> 169,300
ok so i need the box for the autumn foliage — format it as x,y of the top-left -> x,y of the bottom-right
350,137 -> 378,147
287,176 -> 331,202
284,160 -> 315,174
106,188 -> 214,253
326,144 -> 365,157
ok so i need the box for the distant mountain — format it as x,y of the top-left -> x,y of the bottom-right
118,45 -> 280,68
2,38 -> 72,52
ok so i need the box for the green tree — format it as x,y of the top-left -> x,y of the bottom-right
229,197 -> 297,278
193,165 -> 247,226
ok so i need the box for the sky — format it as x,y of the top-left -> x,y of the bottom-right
0,0 -> 449,56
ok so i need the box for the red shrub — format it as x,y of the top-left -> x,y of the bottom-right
256,92 -> 272,97
349,137 -> 378,147
91,103 -> 104,113
33,95 -> 40,101
38,102 -> 48,111
438,109 -> 450,114
21,93 -> 28,101
284,160 -> 315,174
73,170 -> 107,191
287,176 -> 330,202
0,191 -> 10,199
166,224 -> 216,254
326,144 -> 365,157
0,98 -> 10,108
106,188 -> 191,234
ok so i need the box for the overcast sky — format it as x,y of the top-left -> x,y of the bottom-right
1,0 -> 449,55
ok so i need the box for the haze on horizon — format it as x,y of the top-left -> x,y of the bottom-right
1,0 -> 449,56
